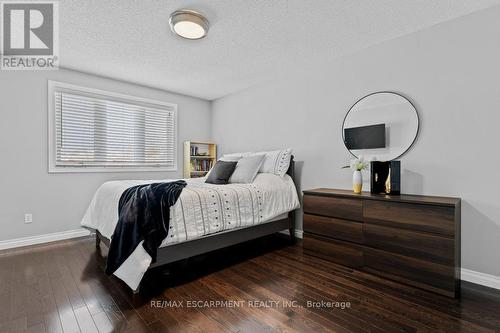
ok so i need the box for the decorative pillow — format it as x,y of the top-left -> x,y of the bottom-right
255,148 -> 293,177
219,155 -> 242,162
229,154 -> 266,184
205,161 -> 238,184
222,152 -> 252,159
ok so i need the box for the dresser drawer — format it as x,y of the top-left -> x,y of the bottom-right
363,200 -> 455,237
363,223 -> 454,265
303,195 -> 363,221
364,247 -> 456,296
303,234 -> 364,268
304,214 -> 363,244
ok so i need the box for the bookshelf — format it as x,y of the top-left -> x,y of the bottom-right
183,141 -> 217,178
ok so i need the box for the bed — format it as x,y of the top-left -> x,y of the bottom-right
82,156 -> 299,292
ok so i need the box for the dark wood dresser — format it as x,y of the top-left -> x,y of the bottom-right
303,188 -> 461,297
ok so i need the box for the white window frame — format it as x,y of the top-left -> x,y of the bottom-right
48,80 -> 178,173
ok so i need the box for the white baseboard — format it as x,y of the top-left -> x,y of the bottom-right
0,228 -> 91,251
461,268 -> 500,290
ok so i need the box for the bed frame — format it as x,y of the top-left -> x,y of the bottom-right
95,156 -> 297,292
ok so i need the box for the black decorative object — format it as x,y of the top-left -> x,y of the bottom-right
370,161 -> 401,195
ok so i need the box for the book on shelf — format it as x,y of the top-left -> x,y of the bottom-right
190,145 -> 198,156
190,145 -> 211,156
190,159 -> 214,172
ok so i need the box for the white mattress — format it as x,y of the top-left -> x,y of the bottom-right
81,173 -> 300,289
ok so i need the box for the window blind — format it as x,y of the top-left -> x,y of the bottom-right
53,90 -> 176,169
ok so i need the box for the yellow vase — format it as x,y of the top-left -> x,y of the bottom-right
353,170 -> 363,194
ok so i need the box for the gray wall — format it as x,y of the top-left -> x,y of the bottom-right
211,7 -> 500,277
0,68 -> 211,241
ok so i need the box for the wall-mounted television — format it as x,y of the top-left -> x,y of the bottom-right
344,123 -> 386,150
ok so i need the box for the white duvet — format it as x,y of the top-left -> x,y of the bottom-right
81,173 -> 300,289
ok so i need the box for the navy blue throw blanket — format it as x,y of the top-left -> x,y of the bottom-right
105,180 -> 187,275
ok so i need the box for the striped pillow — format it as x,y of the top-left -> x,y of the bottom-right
254,149 -> 293,177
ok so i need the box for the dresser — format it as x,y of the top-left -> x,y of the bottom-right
303,188 -> 461,297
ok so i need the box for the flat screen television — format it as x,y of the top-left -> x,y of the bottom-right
344,123 -> 386,150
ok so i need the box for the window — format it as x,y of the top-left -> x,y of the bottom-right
48,81 -> 177,172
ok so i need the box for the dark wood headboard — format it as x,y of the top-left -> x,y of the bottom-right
286,155 -> 295,181
285,155 -> 297,224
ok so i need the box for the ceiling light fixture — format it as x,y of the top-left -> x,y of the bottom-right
169,9 -> 209,40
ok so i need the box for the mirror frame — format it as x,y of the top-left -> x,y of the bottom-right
342,91 -> 420,161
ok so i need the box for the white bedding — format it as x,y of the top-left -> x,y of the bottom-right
81,173 -> 300,289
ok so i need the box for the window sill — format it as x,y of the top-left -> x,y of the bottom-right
48,166 -> 177,174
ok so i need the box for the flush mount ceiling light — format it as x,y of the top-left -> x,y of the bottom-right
169,9 -> 209,40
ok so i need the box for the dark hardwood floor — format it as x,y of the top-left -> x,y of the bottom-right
1,234 -> 500,333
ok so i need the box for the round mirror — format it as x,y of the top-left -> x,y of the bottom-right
342,92 -> 419,161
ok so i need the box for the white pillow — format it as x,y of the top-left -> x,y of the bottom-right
254,148 -> 293,177
229,155 -> 265,184
222,152 -> 252,159
219,155 -> 242,162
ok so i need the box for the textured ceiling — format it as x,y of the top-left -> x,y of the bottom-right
60,0 -> 500,100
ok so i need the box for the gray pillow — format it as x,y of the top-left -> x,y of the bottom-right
205,161 -> 238,184
229,155 -> 266,184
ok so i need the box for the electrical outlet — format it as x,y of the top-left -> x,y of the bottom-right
24,213 -> 33,224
